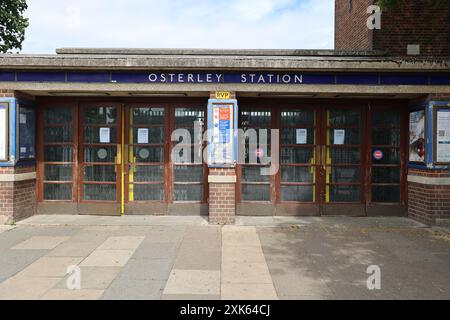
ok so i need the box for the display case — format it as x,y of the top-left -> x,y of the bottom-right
0,97 -> 36,166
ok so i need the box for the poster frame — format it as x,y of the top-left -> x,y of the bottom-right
207,98 -> 238,168
0,101 -> 9,162
433,106 -> 450,165
408,109 -> 426,164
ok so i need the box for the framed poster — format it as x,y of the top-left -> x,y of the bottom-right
0,102 -> 8,161
18,104 -> 36,160
409,110 -> 426,163
207,100 -> 237,167
435,108 -> 450,164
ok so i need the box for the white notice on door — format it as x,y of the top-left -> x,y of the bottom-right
99,127 -> 110,143
334,129 -> 345,145
296,129 -> 307,144
137,128 -> 149,144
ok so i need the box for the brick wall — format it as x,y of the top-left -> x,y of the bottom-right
335,0 -> 450,57
335,0 -> 375,51
373,1 -> 450,57
408,169 -> 450,226
0,166 -> 37,224
208,168 -> 236,225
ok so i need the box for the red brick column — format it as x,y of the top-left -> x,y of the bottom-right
208,168 -> 236,225
408,168 -> 450,226
0,166 -> 37,224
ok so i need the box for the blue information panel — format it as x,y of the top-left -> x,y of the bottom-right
207,99 -> 238,167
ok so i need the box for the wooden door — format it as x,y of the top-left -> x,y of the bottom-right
78,103 -> 122,215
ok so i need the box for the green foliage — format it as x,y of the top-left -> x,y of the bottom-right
0,0 -> 29,53
376,0 -> 450,10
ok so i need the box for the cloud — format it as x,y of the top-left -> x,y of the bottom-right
21,0 -> 334,53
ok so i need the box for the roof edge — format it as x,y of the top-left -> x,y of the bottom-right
55,48 -> 389,57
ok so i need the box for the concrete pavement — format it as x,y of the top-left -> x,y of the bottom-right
0,215 -> 449,300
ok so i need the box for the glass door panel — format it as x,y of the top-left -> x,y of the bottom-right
172,107 -> 205,202
128,107 -> 165,202
240,108 -> 272,202
280,109 -> 317,202
42,107 -> 74,201
80,105 -> 120,202
325,110 -> 362,203
371,110 -> 401,203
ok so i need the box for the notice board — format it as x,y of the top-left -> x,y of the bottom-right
207,99 -> 238,167
18,103 -> 36,160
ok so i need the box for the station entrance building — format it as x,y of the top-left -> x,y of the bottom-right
0,48 -> 449,226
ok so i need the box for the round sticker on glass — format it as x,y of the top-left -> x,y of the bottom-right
139,148 -> 150,160
373,150 -> 383,161
97,148 -> 108,160
255,148 -> 264,159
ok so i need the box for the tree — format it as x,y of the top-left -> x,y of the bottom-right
0,0 -> 29,53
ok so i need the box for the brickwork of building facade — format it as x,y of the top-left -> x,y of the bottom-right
408,168 -> 450,225
208,168 -> 236,225
335,0 -> 450,57
0,166 -> 37,224
335,0 -> 374,51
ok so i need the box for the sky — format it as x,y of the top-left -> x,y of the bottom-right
21,0 -> 335,54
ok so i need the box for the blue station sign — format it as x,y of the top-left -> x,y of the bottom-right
0,71 -> 449,86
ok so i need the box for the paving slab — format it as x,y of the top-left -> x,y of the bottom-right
46,240 -> 103,257
222,245 -> 267,263
101,279 -> 165,300
137,228 -> 186,244
222,261 -> 273,284
163,269 -> 220,296
96,236 -> 145,250
173,247 -> 221,271
80,249 -> 135,267
173,226 -> 221,271
54,267 -> 122,290
40,289 -> 104,300
0,276 -> 61,300
222,226 -> 261,247
131,241 -> 180,260
12,236 -> 70,250
221,283 -> 278,300
270,273 -> 334,298
68,230 -> 110,243
118,258 -> 173,281
18,257 -> 83,277
162,294 -> 221,300
0,250 -> 48,283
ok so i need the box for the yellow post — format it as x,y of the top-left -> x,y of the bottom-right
129,111 -> 134,201
121,106 -> 125,215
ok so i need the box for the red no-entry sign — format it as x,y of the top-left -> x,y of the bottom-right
256,148 -> 264,158
373,150 -> 383,160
